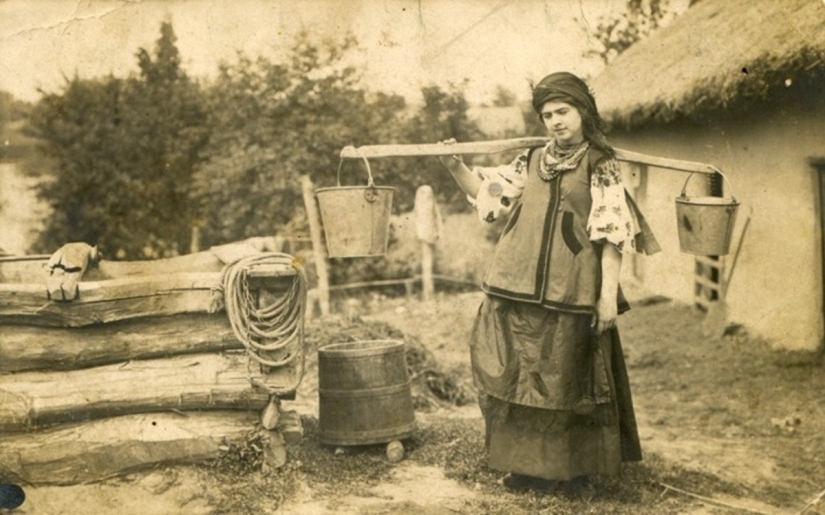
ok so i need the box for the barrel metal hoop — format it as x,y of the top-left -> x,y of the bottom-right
319,381 -> 411,399
318,424 -> 417,446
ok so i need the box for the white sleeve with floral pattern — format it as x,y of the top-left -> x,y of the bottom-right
587,157 -> 637,254
468,150 -> 529,223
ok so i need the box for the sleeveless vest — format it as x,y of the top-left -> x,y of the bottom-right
481,146 -> 630,315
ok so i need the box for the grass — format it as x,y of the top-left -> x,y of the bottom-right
193,301 -> 824,514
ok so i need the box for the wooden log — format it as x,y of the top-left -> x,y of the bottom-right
0,272 -> 221,327
0,252 -> 225,285
0,314 -> 242,373
0,353 -> 286,432
1,239 -> 297,285
0,411 -> 260,485
94,252 -> 225,277
0,254 -> 51,285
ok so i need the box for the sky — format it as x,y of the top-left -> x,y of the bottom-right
0,0 -> 649,105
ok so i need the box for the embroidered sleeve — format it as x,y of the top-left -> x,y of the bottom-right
468,150 -> 528,223
587,157 -> 637,254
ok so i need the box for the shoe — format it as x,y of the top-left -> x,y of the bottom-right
501,473 -> 559,492
562,475 -> 595,498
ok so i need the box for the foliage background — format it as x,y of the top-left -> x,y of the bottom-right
23,25 -> 491,268
5,0 -> 676,282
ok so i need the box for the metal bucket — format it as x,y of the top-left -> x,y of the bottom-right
675,172 -> 739,255
318,340 -> 416,446
316,156 -> 394,258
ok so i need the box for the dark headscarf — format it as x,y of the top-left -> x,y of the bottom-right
531,72 -> 614,157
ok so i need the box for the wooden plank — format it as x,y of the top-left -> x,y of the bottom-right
329,278 -> 418,291
0,353 -> 292,432
694,275 -> 722,292
614,149 -> 720,175
246,264 -> 299,279
339,137 -> 550,158
695,255 -> 722,269
339,139 -> 720,175
0,314 -> 242,373
0,411 -> 260,485
0,273 -> 222,327
431,274 -> 479,287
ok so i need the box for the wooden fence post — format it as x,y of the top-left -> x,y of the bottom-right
190,226 -> 201,254
300,175 -> 330,317
415,185 -> 440,302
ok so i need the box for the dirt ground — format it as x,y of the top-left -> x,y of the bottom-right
13,290 -> 825,514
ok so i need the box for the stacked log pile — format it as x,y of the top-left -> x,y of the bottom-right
0,242 -> 304,485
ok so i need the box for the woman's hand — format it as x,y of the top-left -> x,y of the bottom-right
439,139 -> 481,199
593,243 -> 622,335
593,297 -> 618,335
438,138 -> 464,170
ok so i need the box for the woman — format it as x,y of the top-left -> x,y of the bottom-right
439,72 -> 659,491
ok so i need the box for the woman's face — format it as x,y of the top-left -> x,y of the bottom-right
540,101 -> 584,146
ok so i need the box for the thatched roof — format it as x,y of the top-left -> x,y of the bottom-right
591,0 -> 825,129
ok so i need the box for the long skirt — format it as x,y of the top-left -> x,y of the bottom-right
470,295 -> 642,481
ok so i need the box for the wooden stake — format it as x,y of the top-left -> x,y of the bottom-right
415,185 -> 439,302
421,242 -> 434,302
261,396 -> 281,430
300,175 -> 330,317
190,226 -> 201,254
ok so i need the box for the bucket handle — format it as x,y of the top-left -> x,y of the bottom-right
679,170 -> 738,203
336,150 -> 380,203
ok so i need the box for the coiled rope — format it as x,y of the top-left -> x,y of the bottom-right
217,253 -> 307,394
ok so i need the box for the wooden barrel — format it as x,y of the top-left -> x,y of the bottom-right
318,340 -> 416,446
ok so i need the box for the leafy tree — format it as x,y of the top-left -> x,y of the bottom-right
193,32 -> 407,248
0,90 -> 35,162
27,20 -> 482,287
127,21 -> 210,257
388,83 -> 484,213
29,22 -> 209,258
0,91 -> 30,129
490,85 -> 518,107
586,0 -> 672,64
192,33 -> 485,285
31,76 -> 155,253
